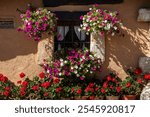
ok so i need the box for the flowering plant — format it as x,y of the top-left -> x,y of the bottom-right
126,68 -> 145,86
0,73 -> 16,99
71,85 -> 83,98
79,5 -> 122,36
103,73 -> 122,96
18,7 -> 57,41
84,82 -> 95,99
44,48 -> 102,81
121,77 -> 142,95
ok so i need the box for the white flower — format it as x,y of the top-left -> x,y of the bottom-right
114,26 -> 118,30
93,23 -> 96,26
64,60 -> 67,64
60,59 -> 63,62
88,64 -> 91,67
89,8 -> 92,10
59,73 -> 62,76
83,23 -> 88,27
60,62 -> 64,67
47,70 -> 50,73
78,28 -> 81,32
104,20 -> 107,23
71,66 -> 74,70
111,33 -> 115,36
74,70 -> 78,74
86,69 -> 89,72
77,74 -> 80,77
74,65 -> 78,69
90,71 -> 93,74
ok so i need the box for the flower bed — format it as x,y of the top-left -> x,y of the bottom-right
0,67 -> 148,100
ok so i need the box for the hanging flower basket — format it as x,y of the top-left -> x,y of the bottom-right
18,7 -> 57,41
79,5 -> 122,36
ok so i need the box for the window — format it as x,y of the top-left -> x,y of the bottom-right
54,12 -> 90,51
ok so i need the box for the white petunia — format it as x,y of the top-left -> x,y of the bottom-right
60,59 -> 63,62
60,62 -> 64,67
59,73 -> 62,76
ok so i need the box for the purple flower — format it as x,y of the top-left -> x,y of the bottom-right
26,10 -> 31,18
80,15 -> 83,20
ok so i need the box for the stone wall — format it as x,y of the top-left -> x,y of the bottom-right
0,0 -> 150,82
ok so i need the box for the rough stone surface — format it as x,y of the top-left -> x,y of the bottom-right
36,36 -> 54,65
139,57 -> 150,73
90,33 -> 105,62
140,82 -> 150,100
137,8 -> 150,22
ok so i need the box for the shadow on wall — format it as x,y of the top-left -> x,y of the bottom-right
0,29 -> 38,61
102,25 -> 149,77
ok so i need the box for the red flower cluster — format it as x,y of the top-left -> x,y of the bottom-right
144,74 -> 150,80
32,85 -> 39,91
39,72 -> 45,79
134,68 -> 142,75
19,72 -> 26,78
41,82 -> 51,88
0,74 -> 8,83
53,78 -> 60,84
76,89 -> 82,94
56,87 -> 62,93
126,82 -> 131,88
20,86 -> 26,97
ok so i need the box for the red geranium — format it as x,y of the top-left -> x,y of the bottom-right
32,85 -> 39,91
134,68 -> 142,75
41,82 -> 51,88
76,89 -> 82,94
112,78 -> 116,82
3,91 -> 10,97
103,82 -> 108,88
19,72 -> 26,78
95,87 -> 99,91
71,88 -> 74,93
101,88 -> 105,94
88,83 -> 94,88
0,76 -> 8,83
89,96 -> 95,100
144,74 -> 150,80
137,79 -> 143,84
39,72 -> 45,78
20,90 -> 26,97
5,86 -> 11,91
44,92 -> 49,97
22,81 -> 28,87
56,87 -> 62,93
107,75 -> 112,81
126,82 -> 131,87
110,85 -> 114,89
17,80 -> 22,84
116,86 -> 121,93
53,78 -> 60,84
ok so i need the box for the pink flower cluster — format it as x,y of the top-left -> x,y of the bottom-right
44,49 -> 102,80
18,8 -> 57,41
80,5 -> 122,36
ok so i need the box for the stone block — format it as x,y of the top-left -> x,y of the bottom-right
36,36 -> 54,65
137,8 -> 150,22
139,57 -> 150,73
90,33 -> 105,62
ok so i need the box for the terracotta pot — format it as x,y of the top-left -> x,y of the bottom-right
94,96 -> 104,100
122,95 -> 137,100
106,96 -> 120,100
